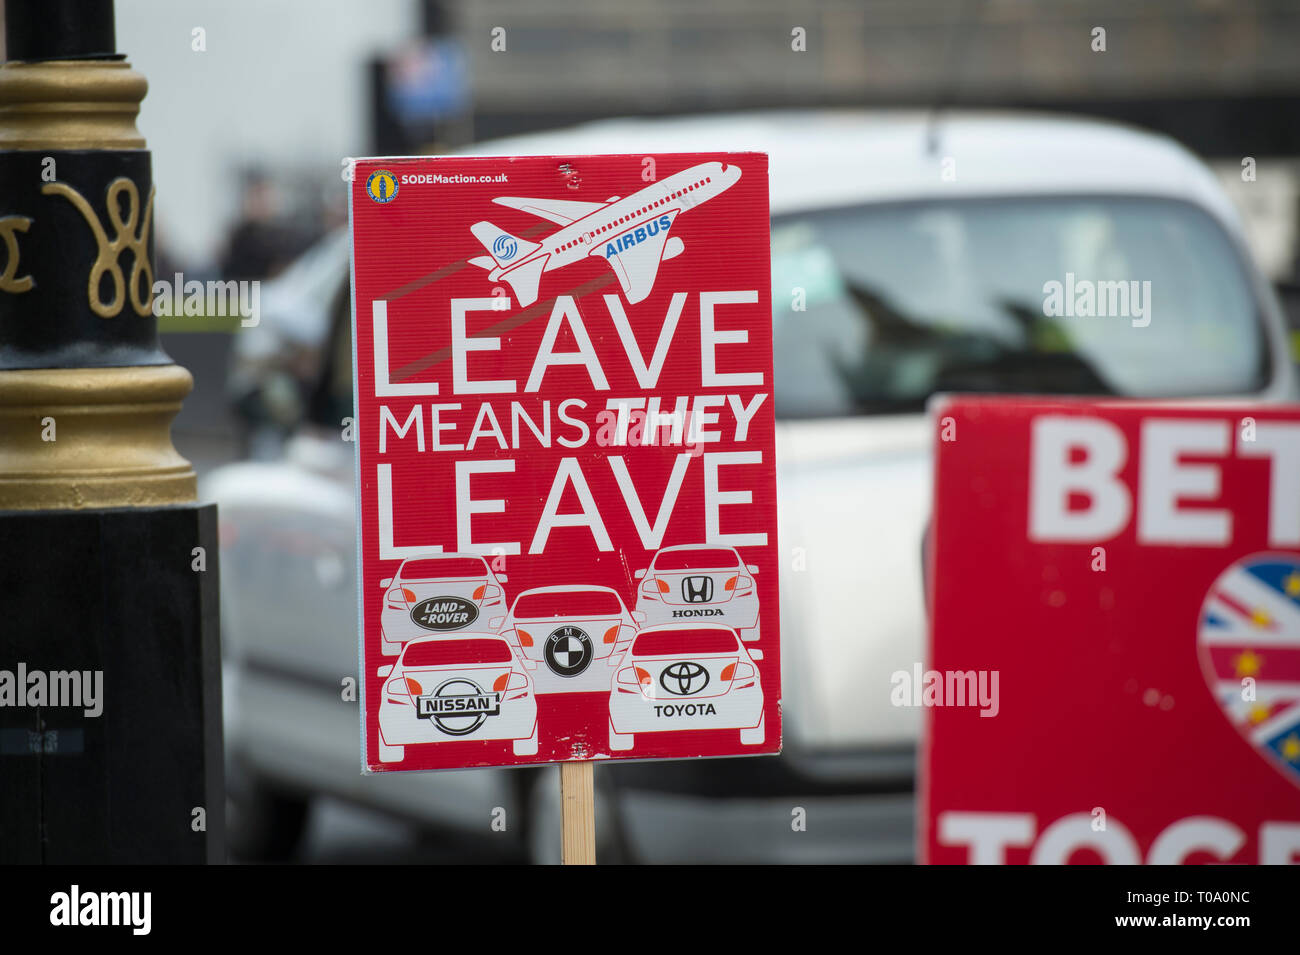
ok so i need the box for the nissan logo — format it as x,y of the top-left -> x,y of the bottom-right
682,576 -> 713,602
660,661 -> 709,696
418,678 -> 500,736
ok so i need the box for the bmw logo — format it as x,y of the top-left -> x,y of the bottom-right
544,626 -> 593,677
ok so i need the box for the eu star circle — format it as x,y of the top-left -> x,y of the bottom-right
544,626 -> 593,677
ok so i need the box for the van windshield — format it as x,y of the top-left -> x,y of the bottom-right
771,196 -> 1270,417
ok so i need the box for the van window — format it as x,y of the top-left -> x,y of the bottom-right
771,196 -> 1270,417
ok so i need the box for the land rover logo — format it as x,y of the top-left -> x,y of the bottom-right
544,626 -> 593,677
411,596 -> 478,631
682,576 -> 713,602
417,678 -> 500,735
660,661 -> 710,696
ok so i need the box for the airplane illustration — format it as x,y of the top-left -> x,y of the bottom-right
468,161 -> 742,306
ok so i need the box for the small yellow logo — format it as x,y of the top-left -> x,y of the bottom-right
366,169 -> 398,204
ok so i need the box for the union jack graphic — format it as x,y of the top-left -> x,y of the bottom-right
1199,555 -> 1300,787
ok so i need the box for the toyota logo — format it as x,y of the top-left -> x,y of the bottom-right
660,661 -> 710,696
682,576 -> 713,602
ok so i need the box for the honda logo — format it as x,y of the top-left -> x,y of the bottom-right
682,576 -> 713,602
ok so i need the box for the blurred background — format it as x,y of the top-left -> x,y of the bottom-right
4,0 -> 1296,863
94,0 -> 1300,470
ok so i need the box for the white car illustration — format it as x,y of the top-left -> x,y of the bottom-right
634,544 -> 760,641
609,623 -> 765,751
376,633 -> 538,763
379,553 -> 508,656
493,585 -> 641,694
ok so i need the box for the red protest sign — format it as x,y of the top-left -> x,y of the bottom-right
923,397 -> 1300,864
348,152 -> 779,772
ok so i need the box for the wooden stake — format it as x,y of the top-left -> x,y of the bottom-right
560,760 -> 596,865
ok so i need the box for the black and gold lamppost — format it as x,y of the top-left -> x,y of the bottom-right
0,0 -> 223,862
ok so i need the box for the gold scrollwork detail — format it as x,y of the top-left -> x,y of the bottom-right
0,215 -> 34,294
41,177 -> 154,318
